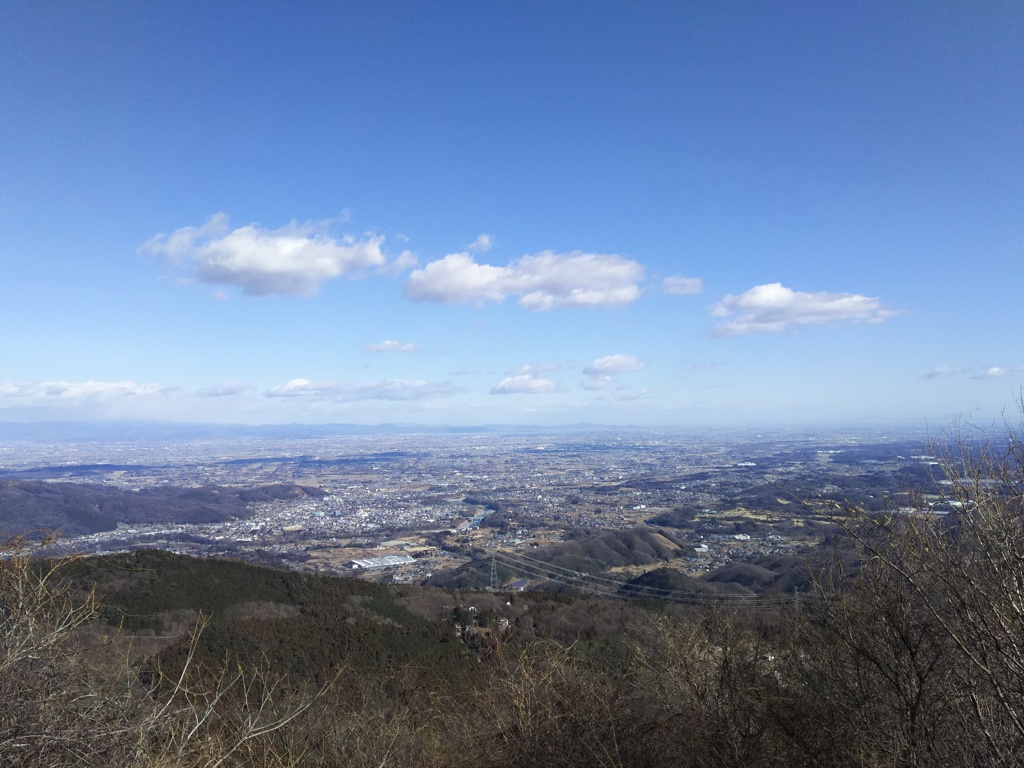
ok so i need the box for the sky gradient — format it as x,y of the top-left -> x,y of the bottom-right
1,1 -> 1021,427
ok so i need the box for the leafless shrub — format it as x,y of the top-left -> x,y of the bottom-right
630,610 -> 789,768
791,409 -> 1024,765
0,540 -> 323,767
469,639 -> 636,768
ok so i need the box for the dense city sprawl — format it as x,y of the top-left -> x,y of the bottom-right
0,426 -> 938,589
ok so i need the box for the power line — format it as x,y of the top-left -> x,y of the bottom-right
495,550 -> 791,606
490,550 -> 793,608
435,548 -> 794,608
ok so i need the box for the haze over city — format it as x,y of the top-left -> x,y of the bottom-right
2,2 -> 1021,427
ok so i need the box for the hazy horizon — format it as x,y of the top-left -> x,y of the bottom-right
0,417 -> 944,440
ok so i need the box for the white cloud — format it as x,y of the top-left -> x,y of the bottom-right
581,375 -> 615,391
141,213 -> 408,296
490,375 -> 559,395
376,249 -> 418,276
467,233 -> 495,253
581,355 -> 645,391
364,340 -> 418,353
197,381 -> 257,397
595,388 -> 650,402
404,250 -> 644,310
506,363 -> 563,376
921,366 -> 964,379
0,380 -> 177,419
710,282 -> 903,336
663,276 -> 704,295
265,378 -> 463,401
0,380 -> 169,404
583,355 -> 646,375
405,253 -> 505,305
971,366 -> 1009,379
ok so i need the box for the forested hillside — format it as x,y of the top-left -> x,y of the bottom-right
0,481 -> 326,537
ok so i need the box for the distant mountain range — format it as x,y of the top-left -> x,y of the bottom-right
0,420 -> 642,443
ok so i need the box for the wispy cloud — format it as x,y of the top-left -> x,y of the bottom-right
970,366 -> 1010,380
921,365 -> 1018,380
581,375 -> 616,391
663,276 -> 704,295
921,366 -> 964,379
710,282 -> 903,336
142,213 -> 411,297
583,355 -> 645,375
0,380 -> 170,404
689,361 -> 720,371
506,363 -> 563,376
197,381 -> 257,397
265,378 -> 464,401
490,374 -> 559,394
595,387 -> 650,402
581,354 -> 645,391
404,249 -> 644,310
364,340 -> 418,353
467,233 -> 495,253
376,250 -> 418,276
0,379 -> 181,420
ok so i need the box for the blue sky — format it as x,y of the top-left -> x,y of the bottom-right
1,1 -> 1021,427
